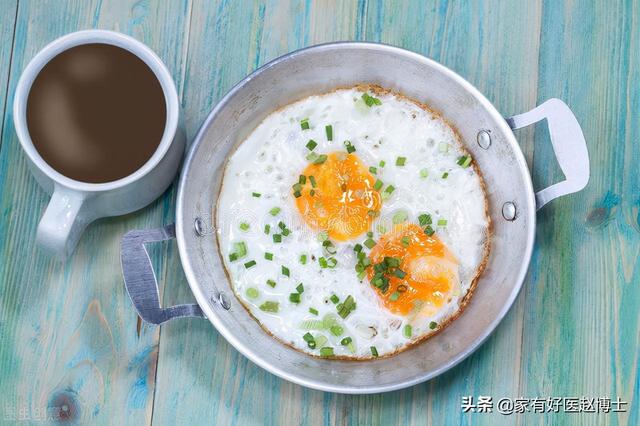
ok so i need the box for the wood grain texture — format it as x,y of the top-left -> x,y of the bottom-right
0,1 -> 637,425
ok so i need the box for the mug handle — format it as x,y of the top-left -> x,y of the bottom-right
37,185 -> 90,257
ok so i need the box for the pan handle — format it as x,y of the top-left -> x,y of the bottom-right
120,224 -> 205,324
506,98 -> 590,210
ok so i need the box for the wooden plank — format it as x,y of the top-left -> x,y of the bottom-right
0,0 -> 192,424
151,1 -> 543,425
0,0 -> 18,151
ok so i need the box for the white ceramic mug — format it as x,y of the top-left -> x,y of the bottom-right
13,30 -> 184,258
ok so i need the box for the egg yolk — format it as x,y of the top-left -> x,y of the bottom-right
367,223 -> 459,316
295,152 -> 381,241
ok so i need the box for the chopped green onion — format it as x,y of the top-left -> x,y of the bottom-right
403,324 -> 412,338
344,140 -> 356,153
317,231 -> 329,242
390,291 -> 400,301
259,301 -> 279,313
300,118 -> 310,130
437,218 -> 448,226
229,253 -> 238,262
363,238 -> 376,249
396,156 -> 406,166
264,252 -> 274,261
266,279 -> 276,288
370,346 -> 379,357
306,139 -> 317,151
320,347 -> 334,357
330,294 -> 339,304
246,287 -> 259,299
384,185 -> 395,195
319,257 -> 328,268
401,236 -> 410,247
392,210 -> 408,224
442,172 -> 449,179
325,125 -> 333,141
252,192 -> 262,197
369,166 -> 377,174
330,325 -> 344,336
314,154 -> 328,164
354,244 -> 363,253
264,224 -> 270,234
303,332 -> 315,343
341,337 -> 352,345
314,334 -> 328,347
424,225 -> 435,236
244,260 -> 257,269
289,293 -> 301,303
299,175 -> 307,185
420,168 -> 429,178
309,175 -> 317,188
309,307 -> 319,316
418,213 -> 432,226
296,283 -> 304,293
379,160 -> 386,168
439,142 -> 449,153
282,265 -> 290,277
239,222 -> 250,231
457,155 -> 473,168
367,231 -> 374,238
394,269 -> 406,279
337,295 -> 356,318
429,321 -> 437,330
269,207 -> 281,216
299,254 -> 307,265
374,179 -> 383,191
362,93 -> 382,107
273,234 -> 282,243
233,242 -> 247,257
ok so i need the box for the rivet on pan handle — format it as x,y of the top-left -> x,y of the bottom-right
120,224 -> 205,324
506,98 -> 590,210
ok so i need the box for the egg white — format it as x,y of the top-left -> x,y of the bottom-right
216,86 -> 490,358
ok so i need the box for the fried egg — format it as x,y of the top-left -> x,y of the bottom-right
216,86 -> 490,359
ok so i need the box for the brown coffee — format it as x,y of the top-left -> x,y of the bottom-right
26,43 -> 166,183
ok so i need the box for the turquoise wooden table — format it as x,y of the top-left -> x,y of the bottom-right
0,1 -> 637,424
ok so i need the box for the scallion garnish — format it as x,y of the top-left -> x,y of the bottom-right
299,254 -> 307,265
374,179 -> 383,191
337,295 -> 356,318
329,294 -> 339,304
299,175 -> 306,185
309,175 -> 317,188
457,155 -> 473,168
341,337 -> 352,346
396,156 -> 406,166
289,293 -> 301,303
344,140 -> 356,153
282,265 -> 290,277
330,325 -> 343,336
429,321 -> 437,330
369,166 -> 377,174
244,260 -> 257,269
309,307 -> 319,316
379,160 -> 386,168
437,218 -> 447,226
314,154 -> 328,164
390,291 -> 400,301
229,242 -> 247,261
370,346 -> 379,357
418,213 -> 432,226
442,172 -> 449,179
266,279 -> 276,288
239,222 -> 250,231
273,234 -> 282,243
264,252 -> 274,261
296,283 -> 304,293
362,93 -> 382,107
300,118 -> 310,130
259,301 -> 279,313
403,324 -> 412,338
252,192 -> 262,197
363,238 -> 376,249
325,125 -> 333,141
420,168 -> 429,178
246,287 -> 259,299
306,139 -> 317,151
424,225 -> 435,236
320,347 -> 334,357
229,253 -> 238,262
269,207 -> 281,216
401,236 -> 410,247
392,210 -> 408,224
264,224 -> 270,234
